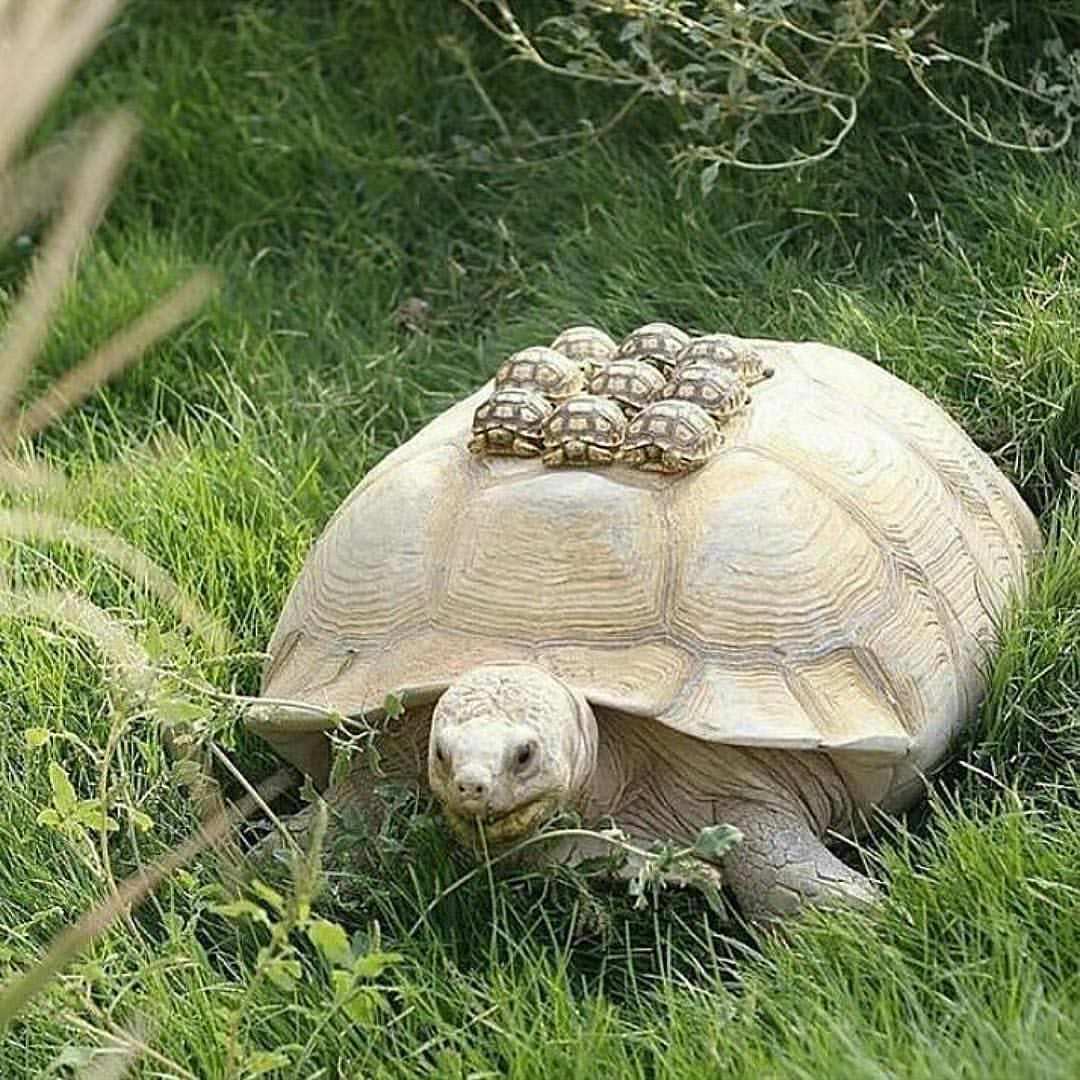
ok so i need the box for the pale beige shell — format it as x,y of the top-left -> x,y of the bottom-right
495,346 -> 585,401
550,326 -> 617,373
255,335 -> 1041,813
664,362 -> 751,420
588,358 -> 666,413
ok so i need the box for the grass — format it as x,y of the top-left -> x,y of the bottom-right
0,0 -> 1078,1075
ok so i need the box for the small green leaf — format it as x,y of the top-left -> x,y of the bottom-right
691,823 -> 742,861
328,752 -> 352,791
48,762 -> 77,815
351,950 -> 403,979
249,879 -> 286,916
332,973 -> 384,1025
74,802 -> 120,832
155,697 -> 211,725
128,809 -> 155,833
306,919 -> 351,967
211,900 -> 271,927
36,808 -> 62,828
700,161 -> 721,198
244,1049 -> 291,1076
23,727 -> 49,749
382,691 -> 405,719
264,956 -> 301,992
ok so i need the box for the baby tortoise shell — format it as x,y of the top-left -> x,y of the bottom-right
620,398 -> 720,473
469,387 -> 553,457
588,358 -> 667,414
663,362 -> 751,422
541,393 -> 628,467
616,322 -> 690,376
550,325 -> 618,376
495,346 -> 586,401
674,335 -> 774,385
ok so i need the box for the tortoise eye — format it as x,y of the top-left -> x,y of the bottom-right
515,743 -> 534,768
435,743 -> 448,766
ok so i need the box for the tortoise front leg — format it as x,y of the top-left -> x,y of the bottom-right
711,801 -> 880,922
585,445 -> 616,465
511,435 -> 543,457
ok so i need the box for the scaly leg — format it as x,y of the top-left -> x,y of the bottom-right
712,801 -> 880,922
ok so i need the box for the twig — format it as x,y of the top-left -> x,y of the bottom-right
408,826 -> 690,935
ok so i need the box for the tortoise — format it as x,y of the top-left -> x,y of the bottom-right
619,399 -> 720,473
663,362 -> 751,422
468,387 -> 552,457
494,346 -> 586,402
674,334 -> 774,385
251,333 -> 1041,922
541,393 -> 627,467
587,358 -> 667,415
550,325 -> 618,376
616,322 -> 690,376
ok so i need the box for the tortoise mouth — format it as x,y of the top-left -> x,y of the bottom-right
446,795 -> 560,852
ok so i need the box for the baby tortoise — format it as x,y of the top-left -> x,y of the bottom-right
495,346 -> 586,402
616,322 -> 690,376
550,325 -> 617,376
469,388 -> 553,457
588,358 -> 667,415
674,335 -> 774,385
663,362 -> 751,422
541,393 -> 627,467
620,398 -> 720,473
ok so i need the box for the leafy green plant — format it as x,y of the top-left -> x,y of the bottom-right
457,1 -> 1080,185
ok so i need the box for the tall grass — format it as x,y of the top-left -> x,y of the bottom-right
0,1 -> 1076,1076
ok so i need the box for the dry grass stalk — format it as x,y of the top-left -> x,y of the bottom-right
0,110 -> 139,426
0,767 -> 294,1029
0,115 -> 98,245
0,0 -> 121,170
9,269 -> 222,448
0,506 -> 232,652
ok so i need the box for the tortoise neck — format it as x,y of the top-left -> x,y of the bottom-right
565,690 -> 600,812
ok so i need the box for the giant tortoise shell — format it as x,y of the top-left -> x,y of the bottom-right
254,333 -> 1040,916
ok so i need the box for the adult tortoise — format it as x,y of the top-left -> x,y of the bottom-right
251,332 -> 1040,921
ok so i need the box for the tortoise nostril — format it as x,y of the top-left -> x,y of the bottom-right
457,779 -> 488,799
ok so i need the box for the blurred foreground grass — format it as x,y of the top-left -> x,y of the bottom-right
0,2 -> 1077,1076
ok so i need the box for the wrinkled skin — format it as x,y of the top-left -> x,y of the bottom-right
418,663 -> 879,922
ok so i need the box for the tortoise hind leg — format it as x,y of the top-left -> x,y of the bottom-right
712,801 -> 880,922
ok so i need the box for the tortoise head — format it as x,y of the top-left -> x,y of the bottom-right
427,663 -> 597,851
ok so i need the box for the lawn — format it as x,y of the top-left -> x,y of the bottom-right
0,1 -> 1078,1076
